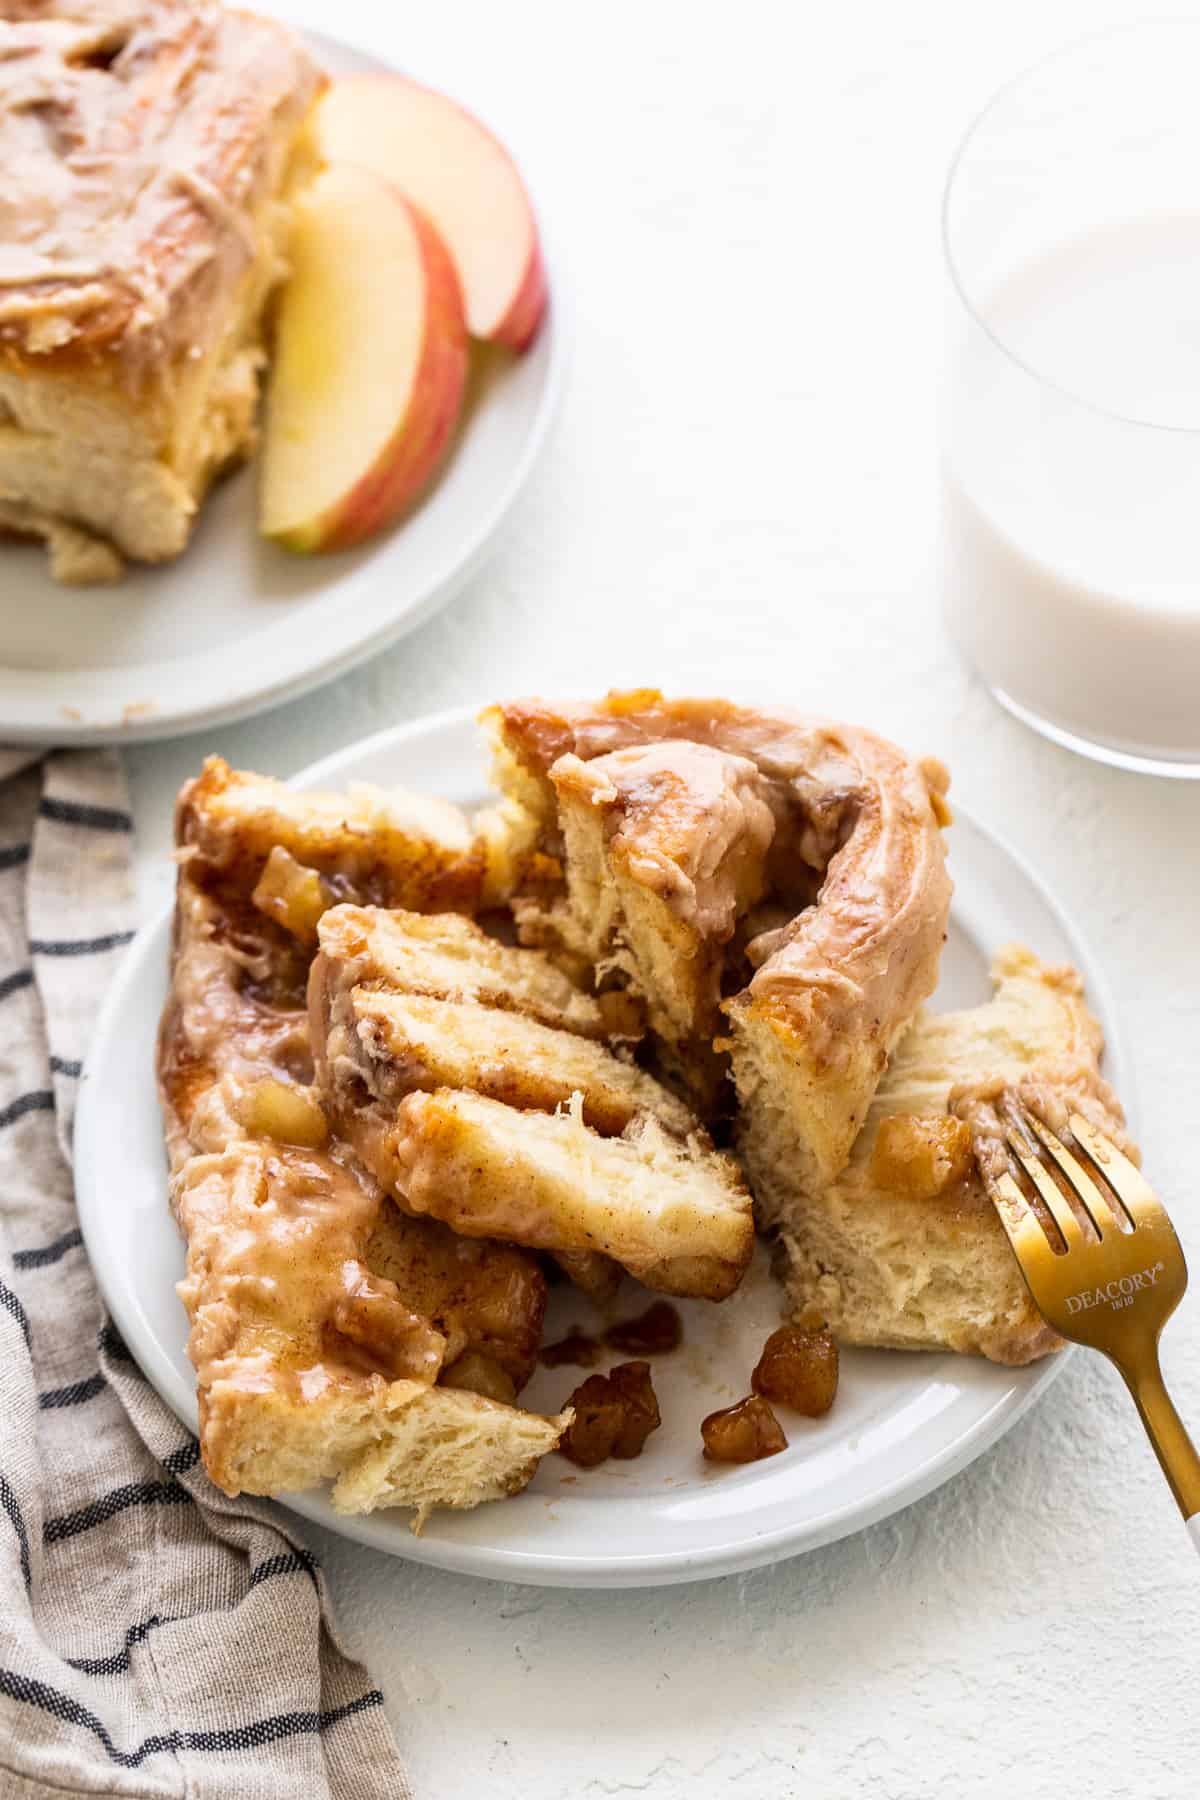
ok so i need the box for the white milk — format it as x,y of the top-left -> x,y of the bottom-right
943,214 -> 1200,764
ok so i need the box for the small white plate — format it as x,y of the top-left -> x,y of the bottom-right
0,34 -> 565,747
75,709 -> 1132,1587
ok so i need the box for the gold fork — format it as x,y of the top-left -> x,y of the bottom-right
979,1096 -> 1200,1549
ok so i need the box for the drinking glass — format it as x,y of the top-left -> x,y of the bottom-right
942,24 -> 1200,776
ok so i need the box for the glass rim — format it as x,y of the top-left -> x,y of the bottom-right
941,19 -> 1200,437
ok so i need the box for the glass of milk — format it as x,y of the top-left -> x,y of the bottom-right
942,24 -> 1200,776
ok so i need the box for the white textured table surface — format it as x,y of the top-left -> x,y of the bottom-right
126,2 -> 1200,1793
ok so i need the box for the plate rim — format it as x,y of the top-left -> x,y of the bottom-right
75,706 -> 1134,1586
0,32 -> 568,748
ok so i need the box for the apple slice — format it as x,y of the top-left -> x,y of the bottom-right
261,162 -> 467,553
310,75 -> 547,351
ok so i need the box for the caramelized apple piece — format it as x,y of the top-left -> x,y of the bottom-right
558,1377 -> 620,1468
607,1362 -> 662,1457
867,1114 -> 973,1198
251,847 -> 331,945
701,1394 -> 787,1464
239,1079 -> 329,1149
751,1325 -> 838,1417
559,1361 -> 661,1468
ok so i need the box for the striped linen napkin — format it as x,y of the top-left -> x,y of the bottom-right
0,747 -> 408,1799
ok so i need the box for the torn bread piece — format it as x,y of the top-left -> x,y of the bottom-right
544,741 -> 776,1116
309,903 -> 626,1297
774,946 -> 1136,1365
174,1143 -> 564,1523
159,764 -> 566,1525
310,904 -> 753,1298
331,989 -> 696,1138
383,1090 -> 754,1301
316,903 -> 606,1035
178,757 -> 480,918
545,741 -> 775,1047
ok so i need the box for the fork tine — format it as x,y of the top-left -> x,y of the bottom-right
984,1166 -> 1052,1265
1024,1112 -> 1126,1237
1068,1114 -> 1167,1230
1005,1125 -> 1086,1249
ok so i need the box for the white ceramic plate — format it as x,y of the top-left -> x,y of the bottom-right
75,710 -> 1133,1587
0,34 -> 565,747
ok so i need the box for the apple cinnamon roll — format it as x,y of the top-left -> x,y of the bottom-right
480,690 -> 953,1214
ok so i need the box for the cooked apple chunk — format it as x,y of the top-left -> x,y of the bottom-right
238,1078 -> 329,1149
251,848 -> 331,946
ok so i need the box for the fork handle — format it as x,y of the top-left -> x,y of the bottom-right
1119,1350 -> 1200,1549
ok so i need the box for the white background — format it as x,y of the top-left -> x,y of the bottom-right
125,3 -> 1200,1794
